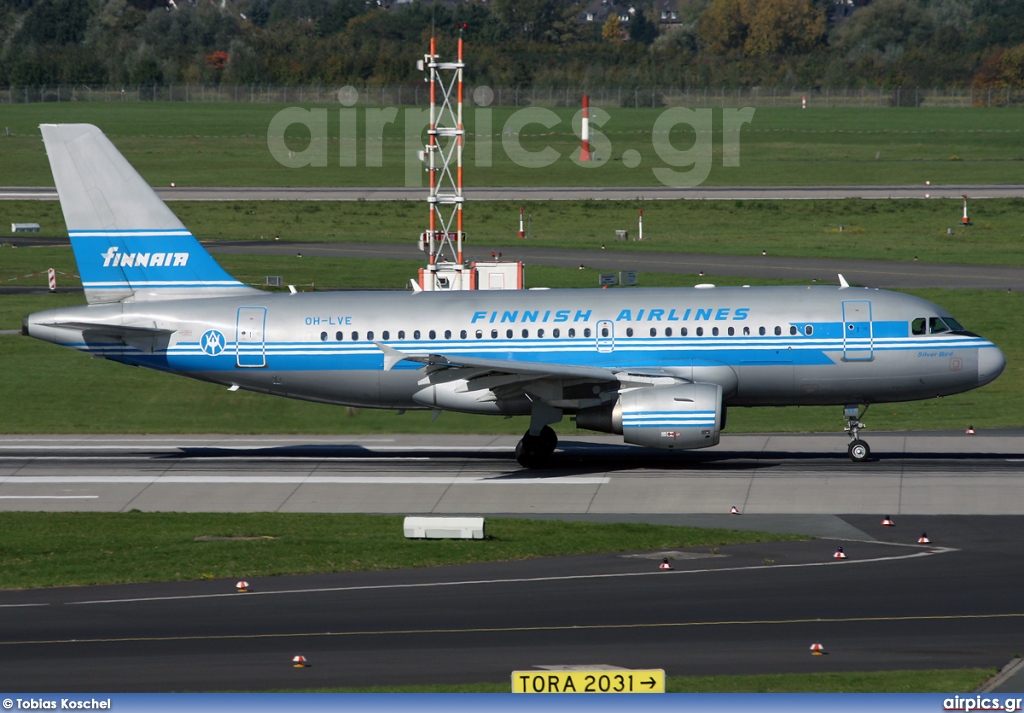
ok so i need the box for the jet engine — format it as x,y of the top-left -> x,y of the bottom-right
575,382 -> 722,450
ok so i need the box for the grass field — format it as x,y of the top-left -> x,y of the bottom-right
0,512 -> 801,589
2,103 -> 1024,187
4,196 -> 1023,267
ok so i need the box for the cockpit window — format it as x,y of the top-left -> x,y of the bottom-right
914,316 -> 964,335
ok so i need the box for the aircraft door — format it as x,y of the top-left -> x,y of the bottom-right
842,300 -> 873,361
596,320 -> 614,353
236,306 -> 267,368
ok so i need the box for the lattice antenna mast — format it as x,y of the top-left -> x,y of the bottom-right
421,31 -> 465,289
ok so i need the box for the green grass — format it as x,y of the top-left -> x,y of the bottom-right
5,196 -> 1024,266
3,104 -> 1024,187
0,512 -> 800,589
307,668 -> 995,692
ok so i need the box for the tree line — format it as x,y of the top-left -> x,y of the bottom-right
1,0 -> 1023,95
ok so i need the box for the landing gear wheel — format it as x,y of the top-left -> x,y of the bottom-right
515,426 -> 558,469
848,439 -> 870,462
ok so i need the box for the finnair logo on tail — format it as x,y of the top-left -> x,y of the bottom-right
101,247 -> 189,268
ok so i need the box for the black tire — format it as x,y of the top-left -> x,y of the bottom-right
515,435 -> 545,469
537,425 -> 558,455
848,439 -> 870,462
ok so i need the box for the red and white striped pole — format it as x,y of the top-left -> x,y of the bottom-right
580,94 -> 592,162
47,268 -> 56,292
518,206 -> 525,238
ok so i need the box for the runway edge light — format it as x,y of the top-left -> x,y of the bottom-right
292,655 -> 308,668
810,643 -> 825,655
919,532 -> 931,544
235,581 -> 249,593
659,557 -> 673,570
833,546 -> 847,560
729,505 -> 740,515
881,516 -> 895,527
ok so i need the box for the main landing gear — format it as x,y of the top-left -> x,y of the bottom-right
515,425 -> 558,469
844,404 -> 870,462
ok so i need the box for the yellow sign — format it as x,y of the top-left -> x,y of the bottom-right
511,669 -> 665,693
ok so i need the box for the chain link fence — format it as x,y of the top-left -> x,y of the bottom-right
3,84 -> 1023,108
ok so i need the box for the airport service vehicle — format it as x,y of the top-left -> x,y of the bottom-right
23,124 -> 1006,467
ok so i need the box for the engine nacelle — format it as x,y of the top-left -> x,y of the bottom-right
576,382 -> 722,450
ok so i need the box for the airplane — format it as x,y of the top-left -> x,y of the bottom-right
22,124 -> 1006,467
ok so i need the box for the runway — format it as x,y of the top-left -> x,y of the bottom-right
1,433 -> 1023,517
2,433 -> 1024,691
4,184 -> 1024,201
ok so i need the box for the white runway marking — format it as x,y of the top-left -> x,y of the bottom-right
61,543 -> 957,608
0,495 -> 98,499
1,475 -> 609,485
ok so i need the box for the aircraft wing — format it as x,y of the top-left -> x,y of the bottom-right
376,342 -> 682,385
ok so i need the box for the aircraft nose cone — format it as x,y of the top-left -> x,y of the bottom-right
978,346 -> 1006,386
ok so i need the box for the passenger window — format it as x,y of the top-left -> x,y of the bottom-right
460,330 -> 467,339
805,325 -> 813,336
650,327 -> 657,337
398,330 -> 405,340
335,331 -> 343,341
320,332 -> 327,342
568,328 -> 576,338
507,329 -> 514,338
382,331 -> 390,340
367,331 -> 374,340
911,318 -> 927,336
743,327 -> 749,336
476,330 -> 483,339
553,328 -> 560,338
444,329 -> 451,339
626,328 -> 633,337
521,329 -> 529,338
413,330 -> 421,339
584,328 -> 592,338
351,331 -> 359,341
774,326 -> 782,336
601,327 -> 609,337
429,330 -> 436,339
789,326 -> 797,336
759,327 -> 766,336
681,327 -> 688,336
727,327 -> 734,336
666,327 -> 673,337
696,327 -> 704,336
712,327 -> 719,336
491,329 -> 498,339
538,329 -> 545,338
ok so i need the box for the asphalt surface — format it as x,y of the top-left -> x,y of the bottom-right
3,432 -> 1024,517
4,184 -> 1024,201
0,516 -> 1021,692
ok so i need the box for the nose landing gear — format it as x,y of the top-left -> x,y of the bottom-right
844,404 -> 870,462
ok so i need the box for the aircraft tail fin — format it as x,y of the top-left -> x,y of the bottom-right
40,123 -> 255,304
